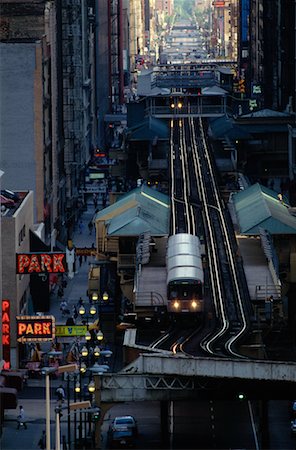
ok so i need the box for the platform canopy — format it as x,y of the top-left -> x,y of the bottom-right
126,116 -> 169,141
94,184 -> 170,237
232,183 -> 296,235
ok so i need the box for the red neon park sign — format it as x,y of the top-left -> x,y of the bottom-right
2,299 -> 11,368
16,315 -> 55,342
16,252 -> 67,274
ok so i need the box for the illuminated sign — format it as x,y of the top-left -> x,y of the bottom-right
2,299 -> 11,368
75,248 -> 96,256
16,315 -> 55,342
213,0 -> 225,6
55,325 -> 87,337
16,252 -> 66,274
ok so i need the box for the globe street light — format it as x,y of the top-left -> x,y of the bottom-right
96,330 -> 104,341
91,292 -> 99,301
81,346 -> 88,357
85,331 -> 91,341
78,305 -> 86,315
90,305 -> 97,315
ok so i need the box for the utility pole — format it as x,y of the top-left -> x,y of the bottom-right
94,375 -> 101,449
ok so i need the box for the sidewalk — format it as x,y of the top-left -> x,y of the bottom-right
50,198 -> 98,323
1,197 -> 109,450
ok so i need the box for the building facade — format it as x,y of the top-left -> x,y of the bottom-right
1,191 -> 34,369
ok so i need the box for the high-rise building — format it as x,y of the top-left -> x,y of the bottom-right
155,0 -> 174,16
0,0 -> 98,245
0,1 -> 54,239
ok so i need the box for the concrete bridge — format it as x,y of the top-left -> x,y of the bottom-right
99,351 -> 296,402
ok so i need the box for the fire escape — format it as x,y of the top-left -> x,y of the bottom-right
62,0 -> 83,220
109,0 -> 123,111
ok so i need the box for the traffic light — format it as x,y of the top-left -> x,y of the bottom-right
238,392 -> 246,401
92,409 -> 101,422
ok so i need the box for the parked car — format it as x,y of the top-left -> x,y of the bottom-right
108,426 -> 135,448
109,416 -> 138,437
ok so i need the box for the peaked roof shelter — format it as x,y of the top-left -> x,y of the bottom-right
126,116 -> 169,141
232,183 -> 296,235
94,184 -> 170,237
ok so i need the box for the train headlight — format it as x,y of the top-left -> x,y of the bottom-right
173,300 -> 180,309
191,300 -> 198,309
177,102 -> 183,109
171,103 -> 175,109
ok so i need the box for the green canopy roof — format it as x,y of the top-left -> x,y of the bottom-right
95,184 -> 170,237
232,183 -> 296,235
208,115 -> 253,140
127,116 -> 169,141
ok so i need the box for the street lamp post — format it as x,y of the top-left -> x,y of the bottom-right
42,363 -> 77,450
88,362 -> 111,450
55,405 -> 61,450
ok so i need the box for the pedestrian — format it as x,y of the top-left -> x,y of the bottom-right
57,286 -> 64,298
102,193 -> 107,208
88,220 -> 93,235
93,193 -> 98,209
60,300 -> 69,316
62,277 -> 67,289
72,305 -> 78,319
38,430 -> 46,449
56,385 -> 65,402
78,220 -> 83,234
79,254 -> 83,267
17,405 -> 27,429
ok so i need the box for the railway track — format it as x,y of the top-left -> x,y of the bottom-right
169,111 -> 252,359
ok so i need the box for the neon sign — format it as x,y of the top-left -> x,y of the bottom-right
16,252 -> 66,274
2,299 -> 10,368
16,315 -> 55,342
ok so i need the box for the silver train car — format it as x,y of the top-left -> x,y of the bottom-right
167,233 -> 204,314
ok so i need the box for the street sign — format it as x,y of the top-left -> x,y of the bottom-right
75,248 -> 96,256
70,401 -> 91,411
79,185 -> 106,194
16,252 -> 67,274
16,315 -> 55,342
55,325 -> 87,337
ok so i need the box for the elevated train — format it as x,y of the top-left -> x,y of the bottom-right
167,233 -> 204,315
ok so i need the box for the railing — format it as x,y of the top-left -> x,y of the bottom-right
118,254 -> 136,269
147,104 -> 229,117
135,291 -> 165,306
255,284 -> 282,301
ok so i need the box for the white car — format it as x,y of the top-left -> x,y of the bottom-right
109,416 -> 138,436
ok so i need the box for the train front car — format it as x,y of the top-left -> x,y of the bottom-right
167,233 -> 204,315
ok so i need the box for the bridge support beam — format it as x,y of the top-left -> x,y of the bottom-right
160,400 -> 170,447
259,400 -> 269,450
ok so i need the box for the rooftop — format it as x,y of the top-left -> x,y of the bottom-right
232,183 -> 296,235
0,189 -> 29,217
95,184 -> 170,237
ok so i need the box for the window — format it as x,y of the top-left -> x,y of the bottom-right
18,225 -> 26,246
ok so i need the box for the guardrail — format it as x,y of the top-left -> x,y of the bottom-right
135,291 -> 165,306
147,104 -> 229,117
